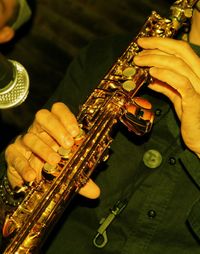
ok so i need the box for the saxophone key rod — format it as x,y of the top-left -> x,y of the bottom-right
2,1 -> 199,253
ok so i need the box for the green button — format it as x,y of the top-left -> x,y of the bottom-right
143,149 -> 162,169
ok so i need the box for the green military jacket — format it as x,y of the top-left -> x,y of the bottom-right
0,36 -> 199,253
40,35 -> 200,254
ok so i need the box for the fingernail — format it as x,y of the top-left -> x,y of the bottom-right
69,126 -> 79,137
49,153 -> 60,164
149,67 -> 156,75
134,55 -> 142,63
63,136 -> 74,148
64,139 -> 73,148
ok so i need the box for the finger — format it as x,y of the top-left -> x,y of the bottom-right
29,124 -> 60,152
148,80 -> 182,118
38,131 -> 60,151
35,108 -> 74,149
78,179 -> 100,199
134,54 -> 200,92
29,155 -> 44,182
134,53 -> 190,76
137,37 -> 200,77
149,67 -> 197,100
51,102 -> 80,137
5,144 -> 36,183
7,166 -> 24,188
22,132 -> 61,165
138,49 -> 168,56
14,135 -> 32,159
149,78 -> 179,99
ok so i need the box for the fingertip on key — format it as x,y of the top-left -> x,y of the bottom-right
48,153 -> 60,165
24,169 -> 36,182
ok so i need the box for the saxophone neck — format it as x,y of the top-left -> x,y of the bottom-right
170,0 -> 199,29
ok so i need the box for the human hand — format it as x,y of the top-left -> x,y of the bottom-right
134,37 -> 200,156
5,102 -> 100,198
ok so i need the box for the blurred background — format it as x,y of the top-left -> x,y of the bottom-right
0,0 -> 173,150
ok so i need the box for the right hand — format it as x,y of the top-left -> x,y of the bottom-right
134,37 -> 200,156
5,102 -> 100,199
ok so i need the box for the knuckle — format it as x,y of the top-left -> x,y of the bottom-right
35,109 -> 49,123
13,156 -> 21,167
5,144 -> 16,158
180,75 -> 190,86
13,157 -> 27,172
172,57 -> 185,70
22,132 -> 35,146
178,40 -> 188,48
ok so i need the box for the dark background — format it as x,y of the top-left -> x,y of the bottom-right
0,0 -> 173,150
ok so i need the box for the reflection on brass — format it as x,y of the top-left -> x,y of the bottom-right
3,1 -> 198,253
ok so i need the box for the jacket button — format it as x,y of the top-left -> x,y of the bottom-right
147,210 -> 157,218
155,108 -> 162,116
169,157 -> 176,165
143,149 -> 162,168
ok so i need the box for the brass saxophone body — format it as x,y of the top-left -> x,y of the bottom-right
2,0 -> 198,253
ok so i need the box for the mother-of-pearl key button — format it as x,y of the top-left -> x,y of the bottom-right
122,67 -> 136,77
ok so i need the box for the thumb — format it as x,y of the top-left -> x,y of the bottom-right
79,179 -> 100,199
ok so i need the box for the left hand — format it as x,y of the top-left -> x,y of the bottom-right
5,102 -> 100,199
134,37 -> 200,156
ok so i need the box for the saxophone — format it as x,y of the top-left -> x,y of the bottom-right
2,0 -> 198,253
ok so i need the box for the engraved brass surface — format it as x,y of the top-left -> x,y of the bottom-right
3,1 -> 198,253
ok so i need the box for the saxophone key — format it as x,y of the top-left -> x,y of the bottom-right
58,147 -> 71,159
122,80 -> 136,92
122,66 -> 137,78
133,97 -> 152,110
74,128 -> 85,145
3,215 -> 18,237
43,163 -> 60,178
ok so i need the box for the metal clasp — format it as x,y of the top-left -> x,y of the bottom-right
93,199 -> 127,248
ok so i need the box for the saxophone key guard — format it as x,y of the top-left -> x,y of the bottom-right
120,97 -> 154,135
